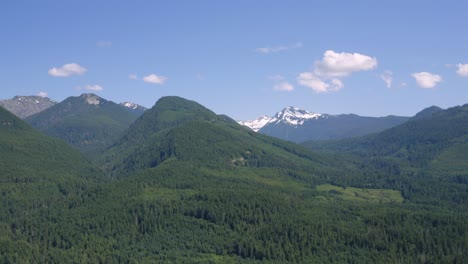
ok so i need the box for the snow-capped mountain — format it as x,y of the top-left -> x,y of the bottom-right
25,93 -> 143,154
238,115 -> 273,132
271,106 -> 326,126
0,95 -> 56,118
239,106 -> 327,132
239,106 -> 410,143
121,102 -> 140,110
120,102 -> 147,115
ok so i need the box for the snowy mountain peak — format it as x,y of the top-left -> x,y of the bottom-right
238,115 -> 272,132
239,107 -> 326,131
119,102 -> 147,115
121,102 -> 140,110
274,106 -> 323,125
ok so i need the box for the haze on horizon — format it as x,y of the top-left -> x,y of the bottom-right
1,1 -> 467,120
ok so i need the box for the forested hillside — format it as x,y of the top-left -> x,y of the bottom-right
0,106 -> 105,263
1,99 -> 467,263
26,94 -> 141,156
304,104 -> 468,206
101,96 -> 345,179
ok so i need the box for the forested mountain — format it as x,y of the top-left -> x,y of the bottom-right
1,99 -> 467,263
303,104 -> 468,174
240,106 -> 409,143
0,105 -> 100,182
0,105 -> 105,262
409,105 -> 443,121
101,96 -> 341,179
26,93 -> 141,156
303,103 -> 468,205
0,95 -> 56,118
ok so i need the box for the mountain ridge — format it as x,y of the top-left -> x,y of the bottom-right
25,93 -> 142,156
1,97 -> 467,262
0,95 -> 57,118
100,96 -> 341,178
240,106 -> 409,142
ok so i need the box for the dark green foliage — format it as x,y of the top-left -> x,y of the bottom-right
0,105 -> 100,182
0,105 -> 106,262
304,104 -> 468,172
1,99 -> 467,263
304,104 -> 468,206
101,96 -> 340,178
26,93 -> 140,156
410,105 -> 443,121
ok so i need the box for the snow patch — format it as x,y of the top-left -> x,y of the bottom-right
238,115 -> 272,132
239,106 -> 328,131
121,102 -> 138,110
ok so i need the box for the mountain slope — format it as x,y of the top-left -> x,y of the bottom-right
1,99 -> 467,263
26,93 -> 140,155
101,96 -> 340,179
409,105 -> 443,121
240,107 -> 409,143
303,104 -> 468,207
304,104 -> 468,172
0,95 -> 56,118
92,97 -> 466,262
0,105 -> 98,180
0,105 -> 103,262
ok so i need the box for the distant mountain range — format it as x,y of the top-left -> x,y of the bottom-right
1,95 -> 467,262
25,93 -> 144,155
0,96 -> 57,118
239,106 -> 409,142
0,95 -> 147,119
303,104 -> 468,178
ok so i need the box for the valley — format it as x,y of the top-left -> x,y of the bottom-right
2,2 -> 467,262
0,94 -> 467,263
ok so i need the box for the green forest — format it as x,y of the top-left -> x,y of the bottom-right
1,97 -> 467,263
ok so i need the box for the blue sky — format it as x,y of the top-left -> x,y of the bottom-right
1,1 -> 468,120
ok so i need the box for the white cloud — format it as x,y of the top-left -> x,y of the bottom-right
380,70 -> 393,88
76,84 -> 103,91
273,82 -> 294,92
297,50 -> 376,93
143,74 -> 167,85
330,79 -> 344,90
456,64 -> 468,77
48,63 -> 87,77
97,40 -> 112,48
412,72 -> 442,88
255,42 -> 302,54
297,72 -> 343,93
129,74 -> 138,80
196,74 -> 204,80
314,50 -> 378,78
37,91 -> 48,98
